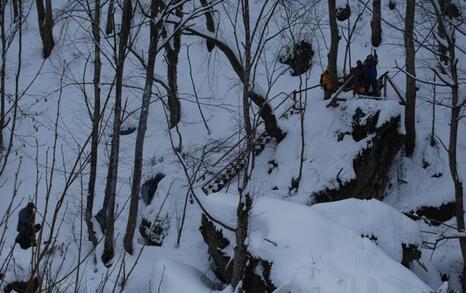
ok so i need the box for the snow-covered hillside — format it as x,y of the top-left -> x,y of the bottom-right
0,0 -> 465,292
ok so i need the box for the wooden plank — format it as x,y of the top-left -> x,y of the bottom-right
383,75 -> 387,97
387,77 -> 406,105
327,75 -> 354,107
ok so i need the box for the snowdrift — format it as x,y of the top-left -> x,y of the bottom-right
200,193 -> 433,293
314,198 -> 422,263
151,259 -> 221,293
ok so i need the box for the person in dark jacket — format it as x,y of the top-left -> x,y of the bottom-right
15,202 -> 41,250
362,52 -> 379,96
352,60 -> 365,95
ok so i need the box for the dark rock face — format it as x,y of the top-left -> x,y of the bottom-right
120,126 -> 136,136
279,40 -> 314,76
351,107 -> 379,142
4,277 -> 40,293
141,173 -> 165,205
199,215 -> 232,284
314,108 -> 404,203
401,243 -> 422,268
388,0 -> 396,10
243,255 -> 276,293
361,234 -> 422,268
440,1 -> 461,19
139,217 -> 170,246
406,201 -> 455,225
199,215 -> 277,292
336,5 -> 351,21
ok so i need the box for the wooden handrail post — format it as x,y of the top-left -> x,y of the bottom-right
387,76 -> 406,105
383,75 -> 387,97
327,75 -> 353,107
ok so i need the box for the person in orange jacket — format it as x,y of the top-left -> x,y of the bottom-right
320,69 -> 333,100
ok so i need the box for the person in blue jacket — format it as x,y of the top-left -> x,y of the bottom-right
362,51 -> 379,96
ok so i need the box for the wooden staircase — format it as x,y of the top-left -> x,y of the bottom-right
199,87 -> 315,195
199,72 -> 405,195
201,131 -> 273,194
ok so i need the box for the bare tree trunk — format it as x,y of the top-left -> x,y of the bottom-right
249,92 -> 285,142
435,3 -> 447,67
106,0 -> 115,35
200,0 -> 215,51
327,0 -> 339,91
446,33 -> 466,293
187,46 -> 211,135
432,1 -> 466,289
35,0 -> 45,35
12,0 -> 19,21
231,0 -> 252,288
404,0 -> 416,157
86,0 -> 101,249
450,93 -> 466,292
183,28 -> 285,142
430,74 -> 436,147
450,66 -> 466,293
343,1 -> 350,76
231,194 -> 252,288
0,0 -> 21,178
43,0 -> 54,56
294,77 -> 307,191
371,0 -> 382,47
35,0 -> 54,58
0,0 -> 5,151
165,8 -> 182,129
123,0 -> 160,255
101,0 -> 132,266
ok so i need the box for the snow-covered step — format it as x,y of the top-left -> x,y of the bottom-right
201,95 -> 303,194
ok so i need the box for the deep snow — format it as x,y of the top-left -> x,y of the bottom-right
0,0 -> 464,292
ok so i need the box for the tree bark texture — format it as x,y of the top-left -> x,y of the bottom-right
35,0 -> 54,58
106,0 -> 115,35
371,0 -> 382,47
327,0 -> 340,91
165,7 -> 182,129
404,0 -> 416,157
101,0 -> 132,266
432,1 -> 466,290
231,194 -> 252,288
86,0 -> 101,249
183,28 -> 285,142
200,0 -> 215,51
123,0 -> 160,255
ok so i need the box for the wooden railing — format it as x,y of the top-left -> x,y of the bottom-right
200,72 -> 406,193
197,90 -> 297,183
199,84 -> 320,194
328,71 -> 406,106
379,71 -> 406,105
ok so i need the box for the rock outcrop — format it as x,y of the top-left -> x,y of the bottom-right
199,215 -> 276,292
141,173 -> 165,205
315,107 -> 404,203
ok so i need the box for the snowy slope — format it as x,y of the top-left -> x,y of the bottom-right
0,0 -> 464,292
201,192 -> 433,293
313,198 -> 422,262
